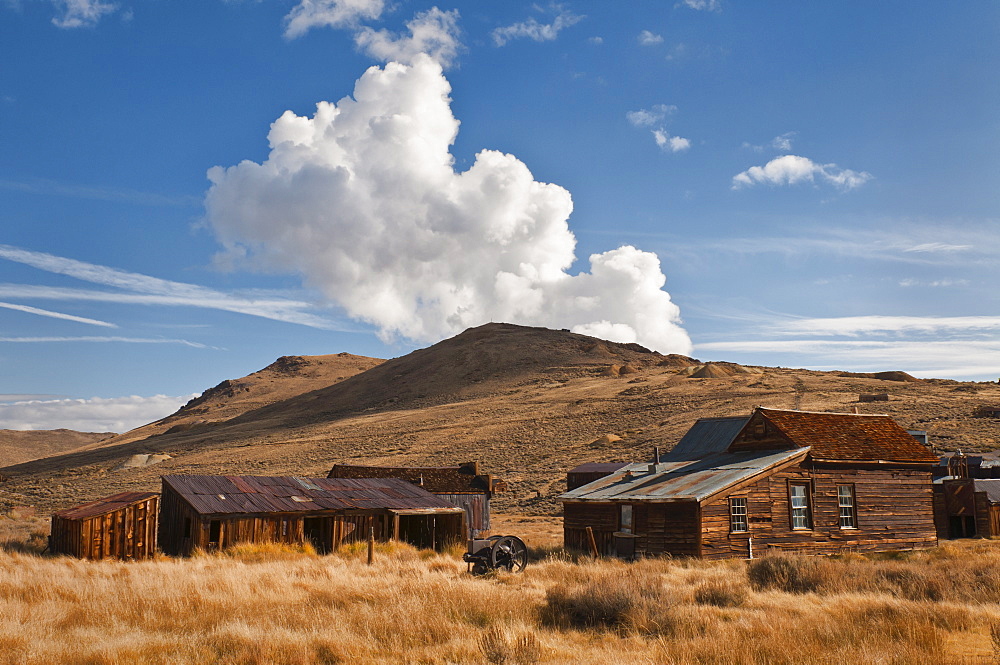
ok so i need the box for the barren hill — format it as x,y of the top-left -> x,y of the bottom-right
0,429 -> 114,467
3,323 -> 1000,516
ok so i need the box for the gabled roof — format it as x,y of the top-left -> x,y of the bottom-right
53,491 -> 158,521
740,408 -> 938,463
664,416 -> 750,461
162,475 -> 464,517
560,448 -> 807,503
567,463 -> 629,475
328,463 -> 504,493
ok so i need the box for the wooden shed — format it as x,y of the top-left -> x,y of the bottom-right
934,478 -> 1000,539
158,475 -> 465,556
328,462 -> 505,538
50,491 -> 158,560
561,408 -> 939,559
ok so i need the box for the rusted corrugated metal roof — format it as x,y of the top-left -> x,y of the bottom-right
328,463 -> 505,493
665,416 -> 750,461
559,448 -> 808,503
754,408 -> 938,463
162,475 -> 464,517
974,480 -> 1000,504
53,491 -> 158,521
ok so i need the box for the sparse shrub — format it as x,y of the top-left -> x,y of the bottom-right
541,580 -> 637,630
216,541 -> 317,562
478,626 -> 541,665
479,626 -> 510,664
747,553 -> 821,593
693,579 -> 748,607
992,622 -> 1000,663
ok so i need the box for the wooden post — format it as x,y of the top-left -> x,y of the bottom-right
585,526 -> 600,557
367,525 -> 375,565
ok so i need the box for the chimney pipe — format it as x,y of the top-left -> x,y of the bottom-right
654,446 -> 660,463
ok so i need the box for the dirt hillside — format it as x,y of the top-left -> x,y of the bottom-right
0,429 -> 114,467
2,322 -> 1000,516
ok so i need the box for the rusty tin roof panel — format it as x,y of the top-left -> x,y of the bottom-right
328,464 -> 500,493
973,480 -> 1000,504
162,475 -> 459,516
567,463 -> 629,474
559,448 -> 808,503
53,491 -> 158,520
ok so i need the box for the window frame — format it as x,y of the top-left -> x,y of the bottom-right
619,504 -> 633,534
837,484 -> 858,529
729,496 -> 749,533
788,483 -> 812,530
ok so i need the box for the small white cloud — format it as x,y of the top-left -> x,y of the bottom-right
653,130 -> 690,153
626,104 -> 676,128
283,0 -> 384,39
637,30 -> 663,45
492,6 -> 583,46
587,36 -> 603,45
51,0 -> 117,28
354,7 -> 461,68
732,154 -> 872,191
771,132 -> 795,151
899,278 -> 970,288
678,0 -> 721,11
0,394 -> 198,432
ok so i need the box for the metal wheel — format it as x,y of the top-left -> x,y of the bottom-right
488,536 -> 528,573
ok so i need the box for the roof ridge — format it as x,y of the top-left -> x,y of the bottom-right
758,407 -> 891,418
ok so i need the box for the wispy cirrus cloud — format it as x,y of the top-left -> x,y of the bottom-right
742,131 -> 796,153
732,155 -> 872,191
0,336 -> 211,348
0,301 -> 116,327
0,394 -> 198,432
0,245 -> 355,331
0,177 -> 200,207
768,315 -> 1000,338
492,5 -> 583,46
51,0 -> 118,28
678,0 -> 721,11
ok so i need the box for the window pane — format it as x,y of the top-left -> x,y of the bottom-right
790,485 -> 810,529
620,504 -> 633,533
730,497 -> 748,533
838,485 -> 856,528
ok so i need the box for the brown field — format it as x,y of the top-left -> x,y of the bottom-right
2,514 -> 1000,664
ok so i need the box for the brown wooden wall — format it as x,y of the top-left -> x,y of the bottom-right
51,496 -> 158,560
158,485 -> 463,555
563,500 -> 700,557
700,462 -> 937,559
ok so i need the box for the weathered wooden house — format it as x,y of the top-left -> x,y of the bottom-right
328,462 -> 505,538
561,408 -> 939,559
158,475 -> 465,556
50,491 -> 158,560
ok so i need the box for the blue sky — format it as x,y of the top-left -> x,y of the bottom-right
1,1 -> 997,431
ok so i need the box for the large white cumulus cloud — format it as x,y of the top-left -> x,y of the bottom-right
205,56 -> 692,355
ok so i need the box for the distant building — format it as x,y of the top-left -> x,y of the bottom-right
561,408 -> 939,559
566,463 -> 628,491
935,478 -> 1000,539
158,475 -> 464,556
328,462 -> 505,538
859,393 -> 889,403
50,492 -> 158,560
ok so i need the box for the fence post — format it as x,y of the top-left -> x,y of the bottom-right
585,526 -> 600,557
367,526 -> 375,565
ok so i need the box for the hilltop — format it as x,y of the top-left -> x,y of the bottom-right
2,323 -> 1000,515
0,429 -> 114,467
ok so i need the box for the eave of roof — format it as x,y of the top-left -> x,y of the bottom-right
559,448 -> 808,503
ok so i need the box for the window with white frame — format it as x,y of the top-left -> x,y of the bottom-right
789,484 -> 811,529
838,485 -> 857,528
730,497 -> 748,533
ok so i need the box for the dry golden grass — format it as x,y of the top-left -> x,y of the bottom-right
1,530 -> 1000,664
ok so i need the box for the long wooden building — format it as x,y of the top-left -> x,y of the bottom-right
328,462 -> 505,538
561,408 -> 939,559
159,475 -> 465,556
50,491 -> 158,560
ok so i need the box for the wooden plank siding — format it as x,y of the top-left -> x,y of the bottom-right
700,462 -> 937,559
50,495 -> 158,560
